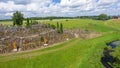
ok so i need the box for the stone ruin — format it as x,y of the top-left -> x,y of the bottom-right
0,22 -> 101,54
0,23 -> 75,54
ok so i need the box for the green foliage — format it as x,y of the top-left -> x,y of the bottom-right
60,23 -> 63,33
56,23 -> 63,33
40,36 -> 44,42
45,19 -> 118,32
98,14 -> 108,20
50,24 -> 56,29
111,45 -> 120,67
47,23 -> 51,28
50,18 -> 53,21
0,32 -> 120,68
30,20 -> 38,25
66,19 -> 68,21
26,18 -> 30,28
12,11 -> 24,26
57,22 -> 59,30
0,19 -> 120,32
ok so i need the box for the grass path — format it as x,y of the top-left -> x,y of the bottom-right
0,38 -> 79,62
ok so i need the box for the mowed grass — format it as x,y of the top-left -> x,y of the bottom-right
0,32 -> 120,68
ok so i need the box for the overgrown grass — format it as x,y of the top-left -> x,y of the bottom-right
0,32 -> 120,68
106,19 -> 120,30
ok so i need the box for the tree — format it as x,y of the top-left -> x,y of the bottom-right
99,14 -> 107,20
12,11 -> 24,26
60,23 -> 63,33
57,22 -> 59,32
56,23 -> 60,33
51,24 -> 56,29
26,18 -> 30,28
56,23 -> 63,33
50,18 -> 53,21
57,22 -> 60,33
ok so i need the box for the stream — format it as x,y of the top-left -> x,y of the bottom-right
101,40 -> 120,68
107,40 -> 120,48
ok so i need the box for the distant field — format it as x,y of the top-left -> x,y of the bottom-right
40,19 -> 119,32
0,19 -> 119,32
0,20 -> 26,26
0,21 -> 13,25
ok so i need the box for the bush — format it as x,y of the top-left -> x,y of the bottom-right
111,45 -> 120,67
51,24 -> 56,29
50,18 -> 53,21
98,14 -> 108,20
26,18 -> 30,28
40,36 -> 44,42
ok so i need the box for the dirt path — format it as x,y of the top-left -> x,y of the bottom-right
0,39 -> 78,62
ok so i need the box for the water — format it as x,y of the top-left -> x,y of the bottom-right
101,40 -> 120,68
107,40 -> 120,48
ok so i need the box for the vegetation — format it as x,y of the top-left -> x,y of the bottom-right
57,22 -> 59,30
0,32 -> 120,68
0,18 -> 120,68
60,23 -> 63,33
0,19 -> 119,32
98,14 -> 108,20
50,24 -> 56,29
26,18 -> 30,28
45,19 -> 118,32
111,44 -> 120,67
12,11 -> 24,26
56,23 -> 63,33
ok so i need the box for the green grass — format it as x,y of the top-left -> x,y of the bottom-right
44,19 -> 117,32
0,21 -> 13,25
105,19 -> 120,30
0,20 -> 27,26
0,19 -> 119,32
111,44 -> 120,67
0,32 -> 120,68
0,19 -> 120,68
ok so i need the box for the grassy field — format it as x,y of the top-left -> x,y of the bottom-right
40,19 -> 119,32
0,19 -> 120,68
0,32 -> 120,68
0,19 -> 119,32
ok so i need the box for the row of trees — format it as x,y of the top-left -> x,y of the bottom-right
12,11 -> 38,26
26,18 -> 38,28
77,14 -> 111,20
57,22 -> 63,33
47,23 -> 63,33
12,11 -> 110,27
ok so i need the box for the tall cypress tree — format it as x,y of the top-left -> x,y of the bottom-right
57,22 -> 60,33
26,18 -> 30,28
57,22 -> 59,30
60,23 -> 63,33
